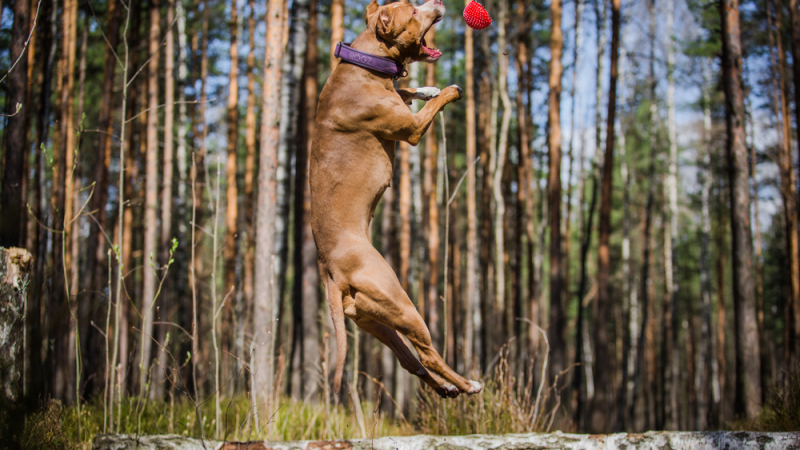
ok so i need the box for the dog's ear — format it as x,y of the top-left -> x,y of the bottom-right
365,0 -> 379,24
376,7 -> 395,38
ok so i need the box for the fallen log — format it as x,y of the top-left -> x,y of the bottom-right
92,431 -> 800,450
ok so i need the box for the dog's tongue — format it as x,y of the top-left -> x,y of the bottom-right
421,37 -> 442,59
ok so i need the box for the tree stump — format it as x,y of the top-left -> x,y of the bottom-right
0,247 -> 32,403
92,431 -> 800,450
0,247 -> 33,446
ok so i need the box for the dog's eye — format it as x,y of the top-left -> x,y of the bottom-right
413,8 -> 417,14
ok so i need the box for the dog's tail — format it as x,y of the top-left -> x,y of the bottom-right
325,278 -> 347,402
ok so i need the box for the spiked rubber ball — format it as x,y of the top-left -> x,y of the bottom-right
463,1 -> 492,30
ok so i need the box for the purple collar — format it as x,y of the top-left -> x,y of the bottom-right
335,42 -> 408,80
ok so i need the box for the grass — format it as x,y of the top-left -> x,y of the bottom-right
21,393 -> 412,449
19,351 -> 574,448
730,372 -> 800,432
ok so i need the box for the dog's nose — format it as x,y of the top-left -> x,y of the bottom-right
433,0 -> 443,4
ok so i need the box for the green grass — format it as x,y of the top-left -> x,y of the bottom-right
730,373 -> 800,432
20,352 -> 574,448
22,394 -> 412,449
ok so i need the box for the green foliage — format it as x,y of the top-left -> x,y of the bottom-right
730,373 -> 800,432
26,394 -> 411,447
20,401 -> 79,450
415,351 -> 574,435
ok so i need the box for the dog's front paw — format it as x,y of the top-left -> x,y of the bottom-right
415,86 -> 441,101
466,380 -> 483,395
445,84 -> 463,101
436,383 -> 460,398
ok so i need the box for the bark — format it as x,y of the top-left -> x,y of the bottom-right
789,0 -> 800,363
163,0 -> 176,263
84,0 -> 120,385
0,248 -> 31,444
57,0 -> 78,404
223,0 -> 241,398
547,0 -> 565,379
330,0 -> 344,71
224,0 -> 240,296
492,0 -> 511,353
697,60 -> 714,432
593,0 -> 620,433
0,248 -> 32,403
30,0 -> 56,400
254,0 -> 285,418
141,0 -> 161,397
564,0 -> 583,359
715,187 -> 728,425
0,0 -> 30,248
92,432 -> 800,450
513,0 -> 531,365
242,0 -> 258,373
719,0 -> 761,418
277,0 -> 310,336
400,124 -> 412,293
664,0 -> 679,430
295,0 -> 320,399
615,45 -> 633,432
192,0 -> 210,396
423,27 -> 439,347
464,11 -> 479,371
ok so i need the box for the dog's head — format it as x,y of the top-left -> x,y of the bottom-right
366,0 -> 445,64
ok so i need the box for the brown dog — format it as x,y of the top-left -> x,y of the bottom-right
310,0 -> 482,399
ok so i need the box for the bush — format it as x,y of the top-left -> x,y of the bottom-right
730,372 -> 800,432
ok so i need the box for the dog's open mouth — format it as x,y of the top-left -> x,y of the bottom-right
421,35 -> 442,60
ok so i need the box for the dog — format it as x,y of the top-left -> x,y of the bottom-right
310,0 -> 483,399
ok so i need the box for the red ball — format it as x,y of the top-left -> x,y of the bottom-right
463,1 -> 492,30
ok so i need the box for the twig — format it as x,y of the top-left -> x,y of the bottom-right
0,0 -> 43,86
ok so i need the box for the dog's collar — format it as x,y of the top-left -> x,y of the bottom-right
335,42 -> 408,80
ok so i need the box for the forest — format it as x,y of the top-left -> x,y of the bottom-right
0,0 -> 799,445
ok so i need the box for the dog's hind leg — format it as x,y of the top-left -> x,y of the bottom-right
346,246 -> 482,395
350,313 -> 459,398
323,276 -> 348,400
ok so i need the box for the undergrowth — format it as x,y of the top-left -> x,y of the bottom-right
730,372 -> 800,432
22,394 -> 411,449
22,350 -> 574,447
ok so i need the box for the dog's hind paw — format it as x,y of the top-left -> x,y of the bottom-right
415,87 -> 441,101
466,380 -> 483,395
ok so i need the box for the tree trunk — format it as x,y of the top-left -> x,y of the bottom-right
92,431 -> 800,450
664,0 -> 680,430
789,0 -> 800,364
254,0 -> 285,420
514,0 -> 531,365
191,0 -> 209,397
593,0 -> 620,433
84,0 -> 119,391
464,8 -> 479,371
718,0 -> 761,418
296,0 -> 320,399
330,0 -> 344,71
222,0 -> 240,398
423,27 -> 439,347
615,45 -> 633,432
277,0 -> 311,339
697,60 -> 714,431
547,0 -> 564,379
564,0 -> 582,369
0,0 -> 30,248
0,248 -> 31,443
242,0 -> 258,375
224,0 -> 240,298
141,0 -> 161,397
